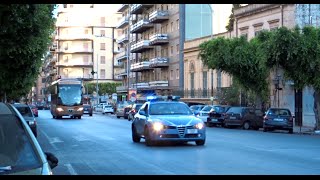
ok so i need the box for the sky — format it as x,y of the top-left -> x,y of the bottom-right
54,4 -> 233,34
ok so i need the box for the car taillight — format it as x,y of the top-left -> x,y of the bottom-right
133,109 -> 136,113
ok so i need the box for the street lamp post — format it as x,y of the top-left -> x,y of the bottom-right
273,75 -> 282,107
208,5 -> 215,100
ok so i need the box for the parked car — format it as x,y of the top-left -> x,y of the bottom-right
132,96 -> 206,146
224,106 -> 264,130
116,103 -> 127,119
29,104 -> 38,117
12,103 -> 38,137
103,105 -> 114,114
127,103 -> 143,121
197,105 -> 217,123
189,105 -> 205,116
206,105 -> 231,127
263,108 -> 294,134
184,102 -> 206,107
0,102 -> 58,175
83,104 -> 93,116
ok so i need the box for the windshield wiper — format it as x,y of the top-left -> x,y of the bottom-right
0,166 -> 12,172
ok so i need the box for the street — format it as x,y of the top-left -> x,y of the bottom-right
36,110 -> 320,175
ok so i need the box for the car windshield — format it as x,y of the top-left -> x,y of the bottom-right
0,114 -> 42,174
227,107 -> 243,114
134,105 -> 142,110
201,106 -> 212,111
58,85 -> 82,106
212,106 -> 226,113
149,103 -> 193,115
190,105 -> 203,111
14,106 -> 33,118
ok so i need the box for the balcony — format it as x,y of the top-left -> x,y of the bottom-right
132,82 -> 150,89
116,34 -> 129,44
130,61 -> 152,72
149,57 -> 169,68
130,4 -> 153,14
57,48 -> 93,54
117,4 -> 129,12
149,34 -> 169,45
56,34 -> 93,41
56,61 -> 93,67
114,62 -> 124,68
115,51 -> 128,61
130,19 -> 153,33
130,40 -> 153,53
115,69 -> 127,76
149,10 -> 169,23
116,16 -> 129,29
148,80 -> 169,89
114,75 -> 123,80
116,85 -> 128,92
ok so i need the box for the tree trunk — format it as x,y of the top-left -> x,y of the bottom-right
313,90 -> 320,130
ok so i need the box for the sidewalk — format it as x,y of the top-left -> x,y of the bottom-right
293,126 -> 320,136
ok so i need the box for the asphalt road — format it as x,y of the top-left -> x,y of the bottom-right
36,110 -> 320,175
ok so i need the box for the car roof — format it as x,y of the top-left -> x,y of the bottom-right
0,102 -> 15,115
12,103 -> 30,107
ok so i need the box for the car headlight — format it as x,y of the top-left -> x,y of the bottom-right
77,107 -> 83,111
29,121 -> 36,125
195,122 -> 204,129
56,107 -> 64,112
153,122 -> 164,131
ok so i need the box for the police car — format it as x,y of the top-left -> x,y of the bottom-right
131,95 -> 206,146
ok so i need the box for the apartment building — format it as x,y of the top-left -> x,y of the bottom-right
39,4 -> 122,104
115,4 -> 213,101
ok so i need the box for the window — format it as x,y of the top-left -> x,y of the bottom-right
254,30 -> 262,37
171,22 -> 174,32
64,55 -> 68,63
100,17 -> 105,26
100,30 -> 105,37
203,71 -> 208,93
190,72 -> 195,97
268,19 -> 280,31
176,44 -> 179,52
100,43 -> 105,50
239,26 -> 249,40
170,70 -> 174,80
253,22 -> 263,37
100,56 -> 105,64
165,24 -> 168,33
176,69 -> 179,79
100,69 -> 105,79
170,46 -> 173,55
176,19 -> 179,30
83,42 -> 88,50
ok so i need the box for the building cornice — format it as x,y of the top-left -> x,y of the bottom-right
234,4 -> 285,19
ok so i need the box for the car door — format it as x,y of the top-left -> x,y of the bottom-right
135,103 -> 149,135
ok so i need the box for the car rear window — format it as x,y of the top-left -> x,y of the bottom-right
105,105 -> 112,108
202,106 -> 212,111
14,106 -> 33,118
227,107 -> 243,114
267,109 -> 291,116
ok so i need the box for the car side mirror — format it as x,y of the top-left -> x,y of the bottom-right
45,152 -> 58,169
139,110 -> 146,116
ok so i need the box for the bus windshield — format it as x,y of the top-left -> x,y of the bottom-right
58,85 -> 82,106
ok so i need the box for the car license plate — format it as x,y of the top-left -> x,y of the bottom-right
212,119 -> 218,122
274,118 -> 284,121
187,129 -> 198,134
230,117 -> 236,120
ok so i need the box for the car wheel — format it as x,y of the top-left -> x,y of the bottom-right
144,127 -> 154,146
263,127 -> 268,132
117,116 -> 120,119
52,115 -> 56,119
89,114 -> 92,116
196,140 -> 205,146
288,129 -> 293,134
132,126 -> 141,143
243,121 -> 251,130
78,116 -> 81,119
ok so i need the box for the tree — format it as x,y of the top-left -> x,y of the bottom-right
199,35 -> 270,105
0,4 -> 56,102
225,4 -> 241,32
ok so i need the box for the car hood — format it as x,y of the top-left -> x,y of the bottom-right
150,115 -> 202,126
23,116 -> 35,121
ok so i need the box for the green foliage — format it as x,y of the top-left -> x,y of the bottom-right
199,35 -> 270,102
0,4 -> 56,101
225,4 -> 241,32
86,82 -> 121,95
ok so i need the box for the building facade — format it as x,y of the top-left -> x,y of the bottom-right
115,4 -> 213,101
39,4 -> 122,105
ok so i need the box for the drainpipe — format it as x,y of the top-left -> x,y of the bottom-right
179,4 -> 185,92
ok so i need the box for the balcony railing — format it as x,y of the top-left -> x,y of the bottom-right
149,10 -> 169,23
115,69 -> 127,76
57,48 -> 93,53
116,16 -> 129,29
130,4 -> 153,14
130,61 -> 152,72
130,19 -> 153,33
115,51 -> 128,61
130,40 -> 153,53
56,34 -> 93,40
117,4 -> 129,12
116,34 -> 129,44
114,62 -> 124,68
56,61 -> 93,66
132,82 -> 150,89
149,57 -> 169,68
149,34 -> 169,45
149,80 -> 169,88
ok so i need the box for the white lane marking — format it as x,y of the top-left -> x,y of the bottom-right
64,163 -> 78,175
50,137 -> 64,143
73,135 -> 90,142
40,129 -> 58,151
